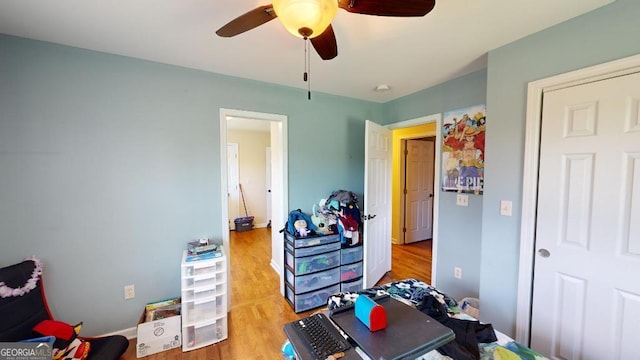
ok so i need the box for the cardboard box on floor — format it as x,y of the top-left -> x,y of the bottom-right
136,300 -> 182,358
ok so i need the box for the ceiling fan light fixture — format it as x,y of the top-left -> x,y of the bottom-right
272,0 -> 338,38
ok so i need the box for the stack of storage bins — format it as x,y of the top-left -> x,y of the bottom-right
284,231 -> 364,312
340,245 -> 363,292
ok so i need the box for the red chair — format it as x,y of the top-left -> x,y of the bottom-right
0,258 -> 129,359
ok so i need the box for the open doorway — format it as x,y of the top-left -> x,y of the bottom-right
226,119 -> 270,229
388,114 -> 441,284
219,109 -> 288,305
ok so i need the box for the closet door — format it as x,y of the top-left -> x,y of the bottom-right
531,71 -> 640,359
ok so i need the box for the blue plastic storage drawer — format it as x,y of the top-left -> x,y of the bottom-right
294,241 -> 341,257
285,232 -> 340,249
286,266 -> 340,294
340,262 -> 363,282
341,277 -> 363,293
340,245 -> 363,264
285,283 -> 340,313
286,250 -> 340,276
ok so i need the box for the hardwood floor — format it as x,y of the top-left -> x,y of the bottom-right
121,229 -> 432,359
378,239 -> 432,285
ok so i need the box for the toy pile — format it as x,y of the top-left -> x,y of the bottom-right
313,190 -> 362,246
284,190 -> 362,247
285,209 -> 318,238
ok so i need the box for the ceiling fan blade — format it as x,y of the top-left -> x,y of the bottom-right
338,0 -> 435,17
216,5 -> 277,37
310,25 -> 338,60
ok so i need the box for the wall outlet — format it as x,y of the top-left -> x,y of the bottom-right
454,267 -> 462,279
456,194 -> 469,207
124,285 -> 135,300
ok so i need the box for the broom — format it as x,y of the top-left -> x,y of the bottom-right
238,184 -> 254,228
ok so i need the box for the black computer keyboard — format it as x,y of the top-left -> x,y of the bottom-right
291,313 -> 351,360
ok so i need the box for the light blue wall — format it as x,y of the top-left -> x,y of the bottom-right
0,34 -> 382,335
480,0 -> 640,337
383,70 -> 487,301
3,0 -> 638,339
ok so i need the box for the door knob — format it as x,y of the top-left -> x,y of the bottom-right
538,248 -> 551,258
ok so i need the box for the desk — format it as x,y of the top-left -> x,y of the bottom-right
284,297 -> 455,360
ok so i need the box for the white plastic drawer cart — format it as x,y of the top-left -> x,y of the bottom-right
180,248 -> 227,351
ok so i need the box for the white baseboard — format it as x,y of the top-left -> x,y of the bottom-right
270,258 -> 280,275
101,326 -> 137,340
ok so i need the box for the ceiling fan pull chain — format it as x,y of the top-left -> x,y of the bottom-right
302,37 -> 311,100
307,39 -> 311,100
303,37 -> 308,82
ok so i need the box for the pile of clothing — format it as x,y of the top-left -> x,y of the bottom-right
313,190 -> 362,246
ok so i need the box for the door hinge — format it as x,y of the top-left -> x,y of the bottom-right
404,188 -> 407,195
403,227 -> 406,233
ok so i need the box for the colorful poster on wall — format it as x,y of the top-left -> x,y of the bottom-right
442,104 -> 486,194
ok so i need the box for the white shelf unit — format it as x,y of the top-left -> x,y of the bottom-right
180,248 -> 227,352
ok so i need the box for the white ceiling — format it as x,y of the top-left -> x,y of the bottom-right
0,0 -> 614,103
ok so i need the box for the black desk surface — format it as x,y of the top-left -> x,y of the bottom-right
284,297 -> 455,360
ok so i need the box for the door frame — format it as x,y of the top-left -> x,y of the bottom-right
517,53 -> 640,345
265,147 -> 272,228
387,113 -> 442,286
219,108 -> 289,298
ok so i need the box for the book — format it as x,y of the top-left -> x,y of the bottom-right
144,298 -> 182,322
148,304 -> 181,321
145,297 -> 180,312
190,244 -> 219,254
184,251 -> 222,262
187,240 -> 221,255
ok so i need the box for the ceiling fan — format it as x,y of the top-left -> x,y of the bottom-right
216,0 -> 437,60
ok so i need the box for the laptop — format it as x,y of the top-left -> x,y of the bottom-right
330,296 -> 455,360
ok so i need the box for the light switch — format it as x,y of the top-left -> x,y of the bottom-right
456,194 -> 469,207
500,200 -> 513,216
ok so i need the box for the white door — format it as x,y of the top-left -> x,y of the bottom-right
531,72 -> 640,359
405,139 -> 435,243
364,120 -> 392,288
227,143 -> 239,230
